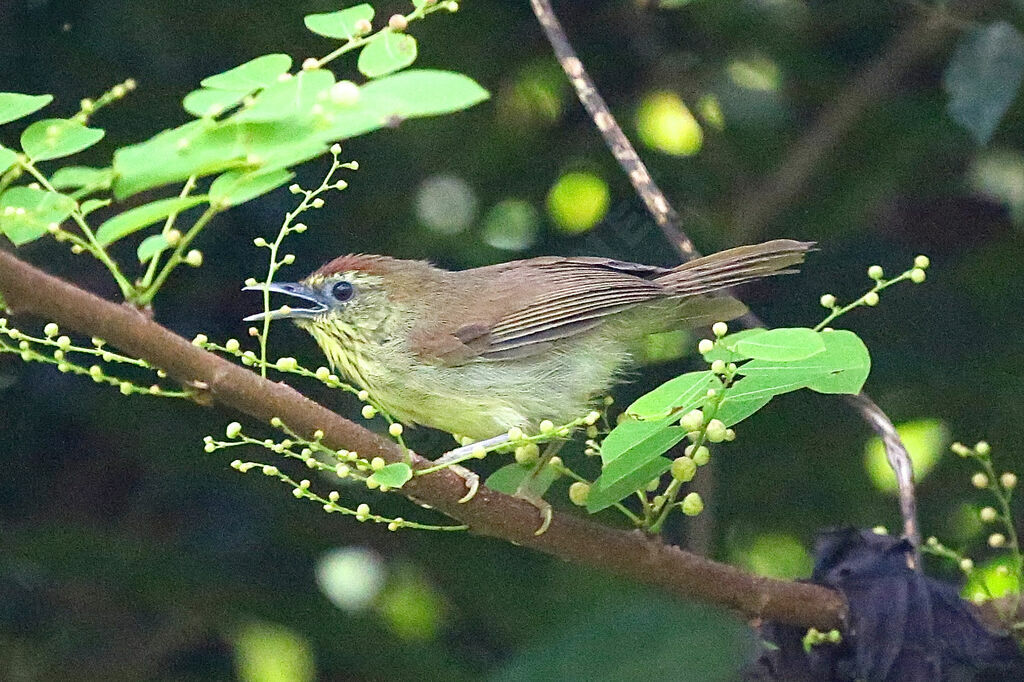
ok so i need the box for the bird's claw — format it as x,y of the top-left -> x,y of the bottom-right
512,487 -> 553,535
451,465 -> 479,503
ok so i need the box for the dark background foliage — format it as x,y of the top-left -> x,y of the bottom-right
2,0 -> 1023,678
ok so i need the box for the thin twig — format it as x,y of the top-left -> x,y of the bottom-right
529,0 -> 922,566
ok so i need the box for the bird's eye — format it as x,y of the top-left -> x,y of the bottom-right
331,280 -> 355,302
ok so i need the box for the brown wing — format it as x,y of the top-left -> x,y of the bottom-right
408,257 -> 674,365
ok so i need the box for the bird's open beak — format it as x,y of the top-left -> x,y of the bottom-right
242,282 -> 332,322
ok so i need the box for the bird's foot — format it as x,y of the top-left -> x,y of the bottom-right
513,485 -> 553,536
450,464 -> 480,503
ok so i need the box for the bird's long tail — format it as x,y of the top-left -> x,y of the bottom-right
654,239 -> 816,297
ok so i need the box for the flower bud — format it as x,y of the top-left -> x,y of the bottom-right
959,558 -> 974,572
370,457 -> 386,471
389,423 -> 404,437
914,255 -> 930,269
863,292 -> 879,306
980,506 -> 998,522
910,268 -> 926,284
275,356 -> 298,371
388,14 -> 408,31
971,472 -> 989,489
710,359 -> 725,374
568,481 -> 590,506
355,503 -> 370,519
679,409 -> 704,432
43,322 -> 59,337
185,250 -> 203,267
671,456 -> 697,482
226,422 -> 242,438
515,443 -> 540,465
361,405 -> 377,419
712,322 -> 728,338
697,338 -> 714,354
867,265 -> 883,280
681,492 -> 704,516
354,18 -> 373,34
975,441 -> 991,456
225,338 -> 240,353
988,533 -> 1006,548
687,444 -> 710,465
705,419 -> 727,443
539,419 -> 555,434
1001,472 -> 1017,489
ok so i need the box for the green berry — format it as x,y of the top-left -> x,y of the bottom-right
705,419 -> 727,443
910,268 -> 926,284
867,265 -> 884,280
681,492 -> 704,516
568,481 -> 590,506
679,409 -> 704,432
671,456 -> 697,482
819,293 -> 836,308
914,255 -> 930,269
863,292 -> 879,306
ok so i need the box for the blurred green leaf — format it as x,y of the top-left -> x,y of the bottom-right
79,198 -> 110,216
183,88 -> 248,118
377,566 -> 445,642
588,419 -> 682,512
210,168 -> 294,207
864,419 -> 949,493
0,147 -> 16,173
486,462 -> 558,498
944,21 -> 1024,144
233,621 -> 315,682
95,196 -> 206,245
626,370 -> 720,420
733,327 -> 825,361
0,186 -> 74,245
963,555 -> 1021,601
714,392 -> 772,427
233,69 -> 335,123
368,462 -> 413,488
304,5 -> 375,40
0,93 -> 52,125
201,54 -> 293,91
359,69 -> 489,117
50,165 -> 113,191
21,118 -> 104,161
358,32 -> 418,78
136,233 -> 172,263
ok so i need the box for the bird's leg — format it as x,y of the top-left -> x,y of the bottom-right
421,434 -> 511,504
514,440 -> 564,536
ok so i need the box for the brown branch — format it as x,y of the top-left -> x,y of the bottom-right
529,0 -> 924,564
0,247 -> 846,629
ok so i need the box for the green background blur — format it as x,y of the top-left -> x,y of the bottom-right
3,0 -> 1024,679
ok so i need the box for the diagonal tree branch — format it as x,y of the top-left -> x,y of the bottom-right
529,0 -> 923,565
0,247 -> 846,629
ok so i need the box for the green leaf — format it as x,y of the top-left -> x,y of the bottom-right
361,69 -> 487,117
304,5 -> 375,40
50,165 -> 113,191
626,371 -> 721,420
0,93 -> 52,125
210,168 -> 294,207
733,327 -> 825,361
358,32 -> 418,78
136,233 -> 172,263
587,456 -> 672,514
0,147 -> 16,174
701,328 -> 766,362
367,462 -> 413,488
95,196 -> 207,245
802,330 -> 871,394
0,186 -> 74,245
587,419 -> 685,512
200,54 -> 293,91
735,329 -> 870,397
21,119 -> 105,161
113,119 -> 320,198
486,462 -> 558,498
944,21 -> 1024,144
79,198 -> 110,216
183,88 -> 248,118
232,69 -> 335,123
714,392 -> 772,427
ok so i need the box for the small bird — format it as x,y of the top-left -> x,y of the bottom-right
244,240 -> 813,442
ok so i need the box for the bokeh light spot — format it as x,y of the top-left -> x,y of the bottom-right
377,566 -> 445,642
481,198 -> 540,250
726,57 -> 782,91
415,174 -> 478,234
635,91 -> 703,156
234,621 -> 315,682
546,171 -> 610,234
964,555 -> 1021,601
864,419 -> 949,493
735,532 -> 813,579
315,546 -> 386,613
968,148 -> 1024,224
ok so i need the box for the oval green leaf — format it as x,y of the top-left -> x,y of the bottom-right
201,54 -> 293,91
0,147 -> 16,174
0,186 -> 74,245
587,419 -> 685,512
485,462 -> 559,498
701,328 -> 766,362
733,327 -> 825,362
359,69 -> 490,118
357,32 -> 418,78
735,329 -> 870,396
21,118 -> 105,162
50,165 -> 113,191
136,232 -> 172,264
626,370 -> 721,420
95,195 -> 207,245
232,70 -> 335,123
367,462 -> 413,488
210,168 -> 294,207
304,5 -> 375,40
0,93 -> 53,126
183,88 -> 248,118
